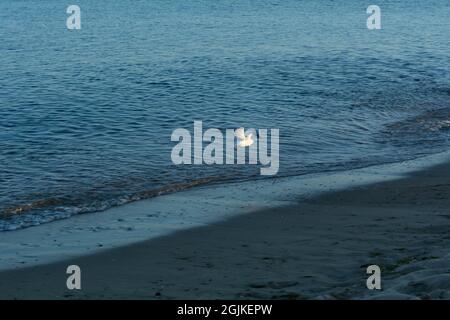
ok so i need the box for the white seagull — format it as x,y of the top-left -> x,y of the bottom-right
235,127 -> 254,147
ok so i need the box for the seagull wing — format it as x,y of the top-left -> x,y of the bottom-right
235,127 -> 246,140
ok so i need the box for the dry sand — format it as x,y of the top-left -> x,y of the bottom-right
1,163 -> 450,299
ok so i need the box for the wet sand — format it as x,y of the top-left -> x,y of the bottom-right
1,163 -> 450,299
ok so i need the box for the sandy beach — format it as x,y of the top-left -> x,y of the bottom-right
1,160 -> 450,300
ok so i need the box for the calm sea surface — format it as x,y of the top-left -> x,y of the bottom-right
1,0 -> 450,230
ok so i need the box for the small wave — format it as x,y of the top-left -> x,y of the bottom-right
1,198 -> 65,219
384,107 -> 450,135
0,176 -> 221,231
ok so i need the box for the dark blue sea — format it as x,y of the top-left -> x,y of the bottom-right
1,0 -> 450,230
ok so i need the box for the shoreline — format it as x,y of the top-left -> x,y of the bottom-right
1,153 -> 450,298
1,151 -> 450,271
